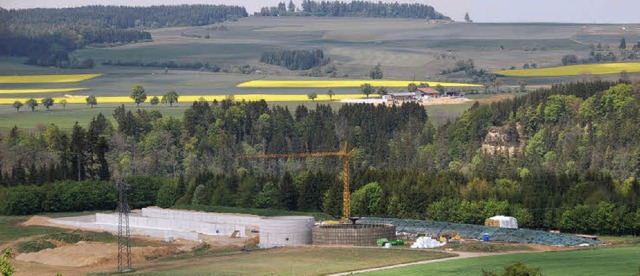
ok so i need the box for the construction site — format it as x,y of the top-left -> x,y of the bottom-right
3,143 -> 611,275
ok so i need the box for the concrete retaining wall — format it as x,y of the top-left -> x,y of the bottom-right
49,207 -> 315,248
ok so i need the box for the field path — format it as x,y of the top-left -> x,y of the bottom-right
330,250 -> 532,275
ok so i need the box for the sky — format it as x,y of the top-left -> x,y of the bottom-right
1,0 -> 639,23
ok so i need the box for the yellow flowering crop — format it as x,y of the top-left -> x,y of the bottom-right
0,94 -> 367,104
0,88 -> 88,94
237,79 -> 481,88
494,62 -> 640,77
0,74 -> 101,83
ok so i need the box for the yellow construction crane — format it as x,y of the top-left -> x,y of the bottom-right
237,143 -> 356,220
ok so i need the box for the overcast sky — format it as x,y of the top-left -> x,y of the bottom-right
1,0 -> 638,23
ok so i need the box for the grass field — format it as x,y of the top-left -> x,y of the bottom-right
0,216 -> 63,246
237,80 -> 481,88
0,74 -> 101,83
138,247 -> 454,275
494,62 -> 640,77
364,246 -> 640,276
0,88 -> 88,94
0,212 -> 106,246
0,105 -> 191,130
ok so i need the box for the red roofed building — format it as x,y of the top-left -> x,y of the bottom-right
417,87 -> 440,98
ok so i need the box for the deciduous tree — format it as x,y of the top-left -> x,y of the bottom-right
12,101 -> 23,112
130,85 -> 147,107
517,79 -> 528,92
86,95 -> 97,108
41,97 -> 54,110
327,89 -> 335,100
25,98 -> 38,111
0,248 -> 15,276
408,83 -> 418,92
361,83 -> 373,98
369,63 -> 383,79
307,92 -> 317,101
161,90 -> 179,106
377,86 -> 388,97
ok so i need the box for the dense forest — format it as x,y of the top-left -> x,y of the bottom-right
0,5 -> 248,67
1,81 -> 640,235
260,49 -> 326,70
256,0 -> 450,20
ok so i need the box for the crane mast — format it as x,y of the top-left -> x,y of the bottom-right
238,144 -> 356,219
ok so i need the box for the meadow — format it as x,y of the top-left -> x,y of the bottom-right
363,246 -> 640,276
494,62 -> 640,77
136,247 -> 454,275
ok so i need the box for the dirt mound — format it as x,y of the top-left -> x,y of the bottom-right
21,216 -> 53,227
17,242 -> 116,267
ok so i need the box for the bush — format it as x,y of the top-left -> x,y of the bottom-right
45,232 -> 83,244
156,180 -> 179,208
46,230 -> 116,244
2,186 -> 43,215
0,180 -> 117,215
17,239 -> 56,253
126,176 -> 166,209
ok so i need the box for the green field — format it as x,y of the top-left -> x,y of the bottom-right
134,247 -> 454,275
364,246 -> 640,276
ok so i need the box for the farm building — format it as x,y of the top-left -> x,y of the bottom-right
383,92 -> 418,102
417,87 -> 440,98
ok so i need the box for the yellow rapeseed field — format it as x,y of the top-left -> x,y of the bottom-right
0,74 -> 101,83
0,94 -> 366,104
0,88 -> 88,94
494,62 -> 640,77
237,79 -> 481,88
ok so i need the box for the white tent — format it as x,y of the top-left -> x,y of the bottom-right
486,215 -> 518,229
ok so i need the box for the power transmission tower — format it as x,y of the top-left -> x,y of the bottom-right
117,180 -> 132,273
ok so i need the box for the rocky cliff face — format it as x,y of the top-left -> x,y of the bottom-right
481,124 -> 524,155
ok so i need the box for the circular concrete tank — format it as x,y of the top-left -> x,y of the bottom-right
313,223 -> 396,246
259,216 -> 315,248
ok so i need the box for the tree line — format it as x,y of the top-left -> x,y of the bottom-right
256,0 -> 450,20
1,80 -> 640,234
0,5 -> 247,67
102,60 -> 221,72
260,49 -> 326,70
